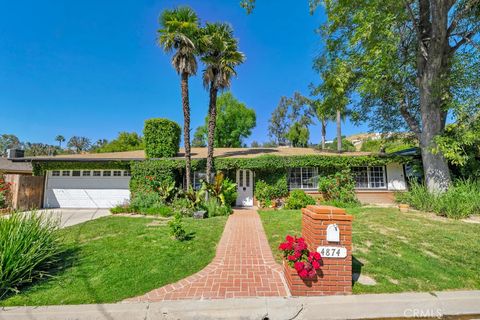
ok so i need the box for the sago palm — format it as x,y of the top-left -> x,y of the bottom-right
199,22 -> 245,182
158,6 -> 199,189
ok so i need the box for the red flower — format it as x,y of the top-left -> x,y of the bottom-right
286,235 -> 294,243
312,260 -> 321,270
294,261 -> 304,272
313,252 -> 321,260
293,251 -> 302,259
308,269 -> 317,278
287,255 -> 296,261
298,269 -> 309,278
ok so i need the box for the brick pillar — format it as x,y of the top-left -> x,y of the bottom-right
284,205 -> 353,296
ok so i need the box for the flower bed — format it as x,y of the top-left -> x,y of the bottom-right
279,235 -> 322,279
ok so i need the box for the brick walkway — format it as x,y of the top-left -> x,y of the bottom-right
127,208 -> 289,301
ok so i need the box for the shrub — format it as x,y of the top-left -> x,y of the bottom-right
110,204 -> 135,214
318,170 -> 358,205
130,191 -> 164,212
201,173 -> 237,206
168,213 -> 187,241
130,160 -> 178,195
202,198 -> 232,217
170,197 -> 194,217
397,180 -> 480,219
142,205 -> 174,217
285,190 -> 316,209
144,118 -> 181,158
254,171 -> 289,206
0,213 -> 63,298
0,174 -> 11,209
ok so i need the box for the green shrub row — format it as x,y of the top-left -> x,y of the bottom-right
284,190 -> 316,209
396,180 -> 480,219
144,118 -> 181,159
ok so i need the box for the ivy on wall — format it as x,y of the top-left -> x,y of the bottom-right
32,161 -> 131,176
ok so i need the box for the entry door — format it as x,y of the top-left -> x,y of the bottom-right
236,169 -> 253,207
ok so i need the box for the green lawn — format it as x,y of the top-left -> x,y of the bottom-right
260,207 -> 480,294
1,215 -> 227,306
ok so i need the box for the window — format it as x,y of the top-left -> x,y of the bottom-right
123,171 -> 131,177
288,168 -> 318,190
103,171 -> 112,177
113,171 -> 122,177
82,171 -> 91,177
193,172 -> 207,190
62,171 -> 71,177
52,171 -> 60,176
72,170 -> 81,177
93,171 -> 101,177
352,166 -> 386,189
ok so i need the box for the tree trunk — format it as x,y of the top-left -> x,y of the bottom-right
181,72 -> 192,190
206,84 -> 218,184
417,0 -> 451,193
336,110 -> 342,152
321,118 -> 326,150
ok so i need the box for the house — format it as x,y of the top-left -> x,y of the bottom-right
0,157 -> 33,175
12,147 -> 411,209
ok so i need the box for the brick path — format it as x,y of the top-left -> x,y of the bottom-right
127,208 -> 289,301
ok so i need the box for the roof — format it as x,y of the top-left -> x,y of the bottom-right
0,157 -> 33,173
16,147 -> 379,162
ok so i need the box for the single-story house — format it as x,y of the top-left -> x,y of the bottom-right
11,147 -> 412,209
0,157 -> 33,175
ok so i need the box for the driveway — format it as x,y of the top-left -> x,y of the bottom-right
27,208 -> 111,228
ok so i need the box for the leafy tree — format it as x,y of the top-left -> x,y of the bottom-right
158,6 -> 200,189
326,137 -> 356,152
250,141 -> 260,148
199,23 -> 245,182
55,135 -> 65,148
0,134 -> 21,156
192,127 -> 207,147
24,143 -> 58,157
268,97 -> 290,146
311,0 -> 480,192
67,136 -> 91,153
94,132 -> 143,153
193,92 -> 256,148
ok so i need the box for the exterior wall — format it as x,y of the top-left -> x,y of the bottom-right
4,174 -> 44,210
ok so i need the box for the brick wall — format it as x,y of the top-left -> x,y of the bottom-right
284,205 -> 353,296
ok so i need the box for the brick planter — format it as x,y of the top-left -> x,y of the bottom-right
284,205 -> 353,296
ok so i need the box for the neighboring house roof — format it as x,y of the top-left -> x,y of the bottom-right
16,147 -> 380,162
0,157 -> 33,173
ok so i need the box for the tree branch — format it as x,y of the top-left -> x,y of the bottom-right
400,101 -> 421,139
451,24 -> 480,51
404,0 -> 429,60
448,0 -> 480,35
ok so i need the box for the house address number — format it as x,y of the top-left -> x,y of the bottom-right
317,246 -> 347,258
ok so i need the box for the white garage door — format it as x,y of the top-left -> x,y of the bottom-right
45,169 -> 131,208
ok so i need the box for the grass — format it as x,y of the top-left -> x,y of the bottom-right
0,215 -> 227,306
260,207 -> 480,294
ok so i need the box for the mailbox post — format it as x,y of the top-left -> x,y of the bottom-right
283,205 -> 353,296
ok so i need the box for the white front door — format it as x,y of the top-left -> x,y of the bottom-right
236,169 -> 253,207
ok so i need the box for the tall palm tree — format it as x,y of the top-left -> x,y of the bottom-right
158,7 -> 199,190
55,135 -> 65,149
200,23 -> 245,183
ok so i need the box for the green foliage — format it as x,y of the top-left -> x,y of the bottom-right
0,173 -> 10,209
284,190 -> 316,209
0,134 -> 21,156
110,205 -> 135,214
194,92 -> 256,148
129,160 -> 180,195
143,118 -> 181,159
32,161 -> 130,176
93,132 -> 144,153
396,180 -> 480,219
326,137 -> 356,152
0,213 -> 63,299
318,170 -> 358,205
130,191 -> 164,211
201,172 -> 237,206
360,137 -> 417,153
170,197 -> 195,217
434,115 -> 480,179
254,171 -> 289,205
67,136 -> 91,153
201,198 -> 232,217
168,213 -> 188,241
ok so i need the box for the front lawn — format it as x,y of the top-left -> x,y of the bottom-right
260,207 -> 480,294
1,215 -> 227,306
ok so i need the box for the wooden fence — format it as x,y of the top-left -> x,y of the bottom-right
4,174 -> 44,210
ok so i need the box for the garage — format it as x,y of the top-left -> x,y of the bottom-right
44,169 -> 131,208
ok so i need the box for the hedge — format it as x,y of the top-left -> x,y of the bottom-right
144,118 -> 181,158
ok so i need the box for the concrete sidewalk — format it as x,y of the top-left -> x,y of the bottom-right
1,290 -> 479,320
23,208 -> 111,228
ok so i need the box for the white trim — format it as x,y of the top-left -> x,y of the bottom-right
288,167 -> 319,190
352,166 -> 387,190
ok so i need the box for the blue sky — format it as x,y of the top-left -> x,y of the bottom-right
0,0 -> 369,147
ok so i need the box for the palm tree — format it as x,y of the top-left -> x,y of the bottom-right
199,23 -> 245,183
158,7 -> 199,190
55,135 -> 65,149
